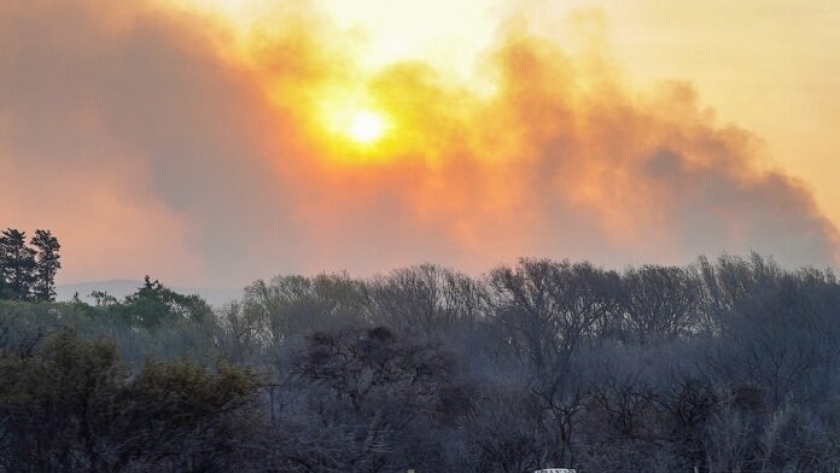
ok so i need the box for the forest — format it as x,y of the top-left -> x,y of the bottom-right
2,228 -> 840,472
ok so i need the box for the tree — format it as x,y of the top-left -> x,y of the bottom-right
241,273 -> 369,357
619,265 -> 702,344
0,228 -> 36,300
121,276 -> 214,329
463,385 -> 545,473
369,264 -> 487,339
487,258 -> 621,374
276,326 -> 466,473
0,329 -> 264,473
0,271 -> 8,300
30,229 -> 61,301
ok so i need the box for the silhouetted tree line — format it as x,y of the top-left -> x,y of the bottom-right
0,228 -> 60,301
2,253 -> 840,472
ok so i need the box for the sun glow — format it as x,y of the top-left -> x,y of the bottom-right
346,110 -> 388,144
319,96 -> 393,148
313,95 -> 398,163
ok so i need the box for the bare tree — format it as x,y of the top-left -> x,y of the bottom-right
620,265 -> 702,344
487,258 -> 620,374
369,264 -> 487,339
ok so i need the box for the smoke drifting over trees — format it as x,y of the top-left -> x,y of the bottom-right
1,0 -> 837,286
3,0 -> 839,468
3,254 -> 840,472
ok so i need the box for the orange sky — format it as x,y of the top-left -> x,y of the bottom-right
1,0 -> 838,287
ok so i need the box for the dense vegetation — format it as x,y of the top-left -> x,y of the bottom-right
2,247 -> 840,472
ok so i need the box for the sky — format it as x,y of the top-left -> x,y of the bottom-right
1,0 -> 838,287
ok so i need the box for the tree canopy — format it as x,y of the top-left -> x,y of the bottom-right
0,227 -> 61,301
2,254 -> 840,472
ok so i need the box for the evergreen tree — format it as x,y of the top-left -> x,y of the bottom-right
0,228 -> 36,300
122,275 -> 214,329
0,271 -> 8,300
31,229 -> 61,301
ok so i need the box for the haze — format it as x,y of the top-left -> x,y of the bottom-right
1,0 -> 837,287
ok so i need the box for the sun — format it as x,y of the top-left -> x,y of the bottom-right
316,93 -> 394,154
346,110 -> 388,145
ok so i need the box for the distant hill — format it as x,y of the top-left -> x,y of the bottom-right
56,280 -> 242,307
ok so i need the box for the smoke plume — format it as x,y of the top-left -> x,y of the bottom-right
0,0 -> 835,286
